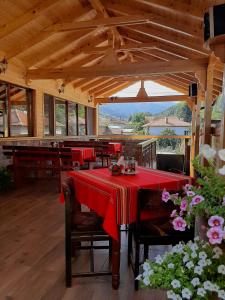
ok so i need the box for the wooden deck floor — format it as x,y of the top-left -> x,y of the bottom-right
0,180 -> 167,300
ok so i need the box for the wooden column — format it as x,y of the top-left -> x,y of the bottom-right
195,88 -> 202,156
95,104 -> 99,137
190,99 -> 196,177
203,57 -> 215,146
220,65 -> 225,149
190,87 -> 202,177
34,89 -> 44,137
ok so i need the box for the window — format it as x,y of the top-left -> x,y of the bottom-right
78,104 -> 87,136
55,99 -> 67,136
68,102 -> 77,136
44,94 -> 89,137
0,81 -> 34,137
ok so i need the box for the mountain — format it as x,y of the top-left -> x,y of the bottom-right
156,102 -> 192,122
99,102 -> 176,119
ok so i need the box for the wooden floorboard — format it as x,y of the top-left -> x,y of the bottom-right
0,179 -> 167,300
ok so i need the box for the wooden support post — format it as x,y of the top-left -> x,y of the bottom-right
203,57 -> 215,146
195,88 -> 202,157
95,104 -> 99,137
220,65 -> 225,149
190,100 -> 196,177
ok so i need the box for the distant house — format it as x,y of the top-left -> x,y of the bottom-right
143,116 -> 191,135
99,115 -> 134,135
0,109 -> 28,136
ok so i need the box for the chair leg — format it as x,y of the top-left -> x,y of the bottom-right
90,240 -> 94,273
128,226 -> 132,265
134,240 -> 140,291
65,234 -> 72,287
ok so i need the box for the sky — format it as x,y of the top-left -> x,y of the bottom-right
112,80 -> 183,98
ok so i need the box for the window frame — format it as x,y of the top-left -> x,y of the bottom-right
0,80 -> 34,138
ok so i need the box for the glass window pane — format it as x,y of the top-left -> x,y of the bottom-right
68,102 -> 77,136
55,99 -> 66,136
10,86 -> 28,136
78,104 -> 86,135
44,94 -> 52,136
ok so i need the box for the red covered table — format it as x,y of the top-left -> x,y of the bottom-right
71,147 -> 96,166
66,167 -> 191,289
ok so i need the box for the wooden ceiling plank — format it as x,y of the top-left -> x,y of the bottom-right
40,35 -> 107,68
154,78 -> 188,94
27,58 -> 209,80
105,1 -> 202,37
81,77 -> 111,91
121,25 -> 207,56
24,28 -> 105,68
7,8 -> 97,60
93,81 -> 128,97
89,79 -> 118,95
132,0 -> 203,20
0,0 -> 61,41
120,29 -> 206,59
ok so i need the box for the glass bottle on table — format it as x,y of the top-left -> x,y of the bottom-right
117,154 -> 125,174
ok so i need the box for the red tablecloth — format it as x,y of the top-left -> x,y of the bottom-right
71,147 -> 96,166
107,143 -> 122,155
66,167 -> 191,241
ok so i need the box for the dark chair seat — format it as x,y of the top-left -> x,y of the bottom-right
128,188 -> 194,290
72,211 -> 104,231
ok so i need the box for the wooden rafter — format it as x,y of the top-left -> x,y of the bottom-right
46,15 -> 156,32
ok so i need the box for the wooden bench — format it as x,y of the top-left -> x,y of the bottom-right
2,145 -> 76,191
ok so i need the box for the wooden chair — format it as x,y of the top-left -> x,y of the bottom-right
128,188 -> 194,290
62,177 -> 112,287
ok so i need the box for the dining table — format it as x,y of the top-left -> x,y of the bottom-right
63,166 -> 191,289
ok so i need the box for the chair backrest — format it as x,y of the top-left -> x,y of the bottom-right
136,188 -> 179,224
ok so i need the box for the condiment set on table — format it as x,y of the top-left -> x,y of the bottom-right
109,155 -> 137,176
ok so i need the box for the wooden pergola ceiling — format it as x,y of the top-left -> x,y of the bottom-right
0,0 -> 224,101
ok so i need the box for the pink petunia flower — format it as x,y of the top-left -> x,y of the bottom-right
208,216 -> 224,227
183,184 -> 193,192
191,195 -> 204,206
180,199 -> 188,211
170,209 -> 177,218
162,189 -> 170,202
186,191 -> 195,197
207,226 -> 224,244
172,217 -> 187,231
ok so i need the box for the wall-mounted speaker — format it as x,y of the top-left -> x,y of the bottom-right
204,4 -> 225,41
189,83 -> 197,97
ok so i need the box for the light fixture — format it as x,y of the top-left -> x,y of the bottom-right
88,95 -> 93,103
0,58 -> 8,74
58,82 -> 65,94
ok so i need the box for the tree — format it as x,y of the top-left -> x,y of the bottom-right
129,112 -> 148,135
158,128 -> 181,149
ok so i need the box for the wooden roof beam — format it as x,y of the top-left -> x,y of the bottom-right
84,42 -> 159,54
154,78 -> 188,94
93,81 -> 131,97
27,58 -> 209,80
89,0 -> 134,62
46,14 -> 156,32
95,95 -> 190,104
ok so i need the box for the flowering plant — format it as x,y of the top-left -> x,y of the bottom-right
162,145 -> 225,245
137,238 -> 225,299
